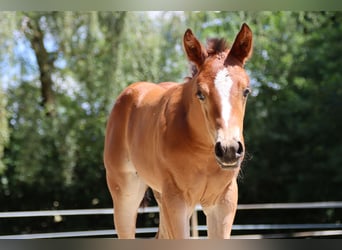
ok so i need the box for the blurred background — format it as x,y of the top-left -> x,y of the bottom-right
0,11 -> 341,237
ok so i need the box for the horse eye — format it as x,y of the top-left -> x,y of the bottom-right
196,90 -> 205,101
243,88 -> 251,97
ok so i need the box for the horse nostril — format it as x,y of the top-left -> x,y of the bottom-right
236,141 -> 243,157
215,141 -> 224,158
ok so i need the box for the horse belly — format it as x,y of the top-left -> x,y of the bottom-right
125,90 -> 167,192
126,117 -> 163,191
105,82 -> 161,172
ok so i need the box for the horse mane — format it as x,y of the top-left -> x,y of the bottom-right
185,37 -> 230,81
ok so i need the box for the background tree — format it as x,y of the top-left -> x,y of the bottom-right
22,12 -> 57,116
0,86 -> 9,175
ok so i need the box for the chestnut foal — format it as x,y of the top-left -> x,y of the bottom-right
104,23 -> 253,239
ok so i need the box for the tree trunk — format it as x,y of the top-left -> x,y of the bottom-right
24,14 -> 56,116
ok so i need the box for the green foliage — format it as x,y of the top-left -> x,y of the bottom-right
0,12 -> 122,214
116,12 -> 189,89
240,12 -> 342,203
0,86 -> 9,175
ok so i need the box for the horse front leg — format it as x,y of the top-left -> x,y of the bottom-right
203,179 -> 238,239
157,189 -> 192,239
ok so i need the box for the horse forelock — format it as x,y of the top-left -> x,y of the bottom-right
206,38 -> 230,56
185,37 -> 230,82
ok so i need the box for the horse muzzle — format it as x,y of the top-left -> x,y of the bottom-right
214,140 -> 244,169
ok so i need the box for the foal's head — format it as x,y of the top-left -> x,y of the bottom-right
183,24 -> 253,169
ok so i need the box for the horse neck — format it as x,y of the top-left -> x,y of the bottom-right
181,80 -> 213,149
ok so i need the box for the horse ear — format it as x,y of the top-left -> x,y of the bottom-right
183,29 -> 208,68
226,23 -> 253,66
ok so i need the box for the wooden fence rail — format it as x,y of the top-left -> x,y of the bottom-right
1,201 -> 342,239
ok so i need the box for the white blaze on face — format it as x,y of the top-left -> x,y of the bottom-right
214,68 -> 233,128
